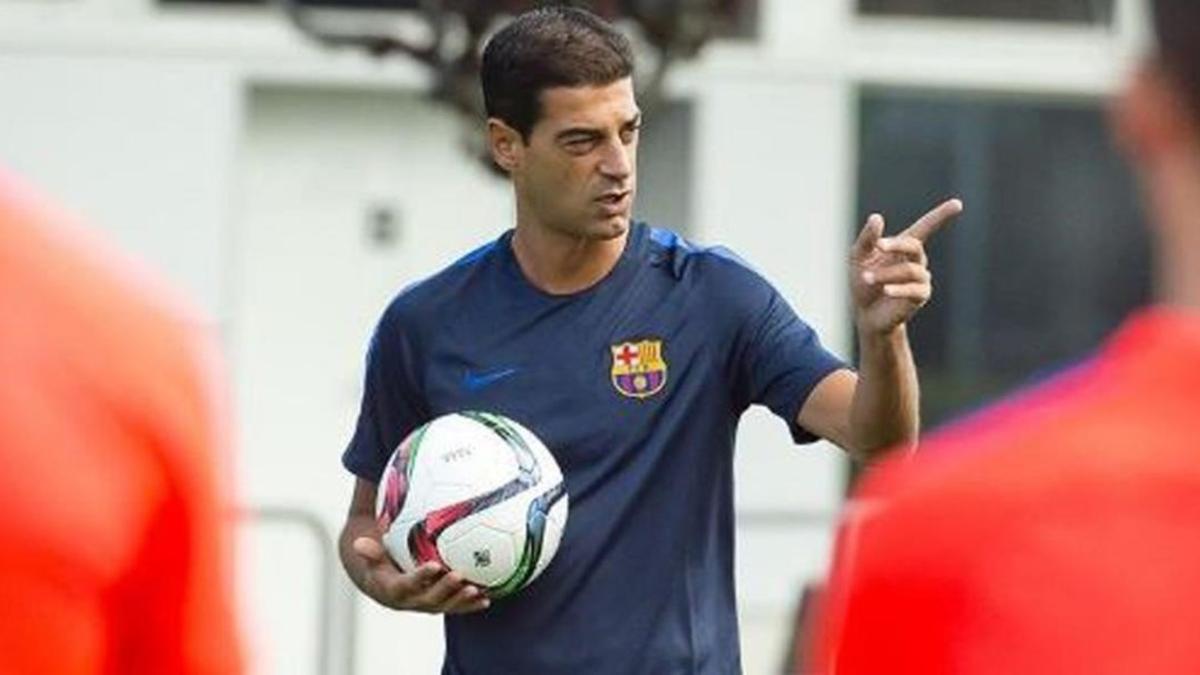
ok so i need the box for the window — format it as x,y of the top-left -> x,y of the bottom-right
856,89 -> 1151,429
858,0 -> 1115,25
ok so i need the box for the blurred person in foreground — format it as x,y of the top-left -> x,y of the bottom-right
0,168 -> 242,674
337,5 -> 962,674
813,2 -> 1200,673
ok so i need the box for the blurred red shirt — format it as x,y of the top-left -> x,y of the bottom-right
814,309 -> 1200,675
0,171 -> 242,674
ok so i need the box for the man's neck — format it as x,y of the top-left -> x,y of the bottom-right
1149,155 -> 1200,312
510,219 -> 630,296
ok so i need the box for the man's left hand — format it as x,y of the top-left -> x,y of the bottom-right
850,199 -> 963,336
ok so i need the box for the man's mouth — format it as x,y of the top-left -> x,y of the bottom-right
596,190 -> 632,212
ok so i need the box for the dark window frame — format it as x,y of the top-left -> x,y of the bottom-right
857,0 -> 1115,25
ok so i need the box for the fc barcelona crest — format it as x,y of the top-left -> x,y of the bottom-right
610,339 -> 668,399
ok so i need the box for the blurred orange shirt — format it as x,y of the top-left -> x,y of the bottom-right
0,171 -> 242,674
814,309 -> 1200,675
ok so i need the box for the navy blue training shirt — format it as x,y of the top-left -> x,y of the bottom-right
343,222 -> 847,674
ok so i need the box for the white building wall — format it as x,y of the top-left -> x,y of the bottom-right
0,53 -> 239,322
689,74 -> 853,673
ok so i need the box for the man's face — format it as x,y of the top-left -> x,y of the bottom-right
512,78 -> 640,241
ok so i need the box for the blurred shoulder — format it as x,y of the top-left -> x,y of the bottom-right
0,173 -> 209,383
0,171 -> 223,470
857,355 -> 1129,509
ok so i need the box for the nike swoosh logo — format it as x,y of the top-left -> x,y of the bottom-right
463,368 -> 519,392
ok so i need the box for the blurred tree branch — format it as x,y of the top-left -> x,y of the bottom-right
279,0 -> 747,172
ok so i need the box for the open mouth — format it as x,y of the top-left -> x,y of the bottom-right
596,191 -> 631,209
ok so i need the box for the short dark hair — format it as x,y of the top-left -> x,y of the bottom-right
1151,0 -> 1200,127
481,6 -> 635,140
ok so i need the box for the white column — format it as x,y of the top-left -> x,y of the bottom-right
691,68 -> 855,673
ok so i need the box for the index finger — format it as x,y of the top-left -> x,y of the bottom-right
901,198 -> 963,243
852,213 -> 885,259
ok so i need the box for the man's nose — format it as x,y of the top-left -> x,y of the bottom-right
598,140 -> 633,181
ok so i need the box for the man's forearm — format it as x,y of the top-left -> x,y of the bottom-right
849,324 -> 920,459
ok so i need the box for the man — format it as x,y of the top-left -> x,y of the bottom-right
339,6 -> 958,673
813,2 -> 1200,674
0,168 -> 242,674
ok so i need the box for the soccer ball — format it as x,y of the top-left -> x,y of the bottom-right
375,411 -> 569,599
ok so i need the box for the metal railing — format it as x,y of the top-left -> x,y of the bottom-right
234,505 -> 837,675
237,506 -> 353,675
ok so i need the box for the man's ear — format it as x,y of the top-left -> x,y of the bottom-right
1113,61 -> 1198,167
488,119 -> 523,173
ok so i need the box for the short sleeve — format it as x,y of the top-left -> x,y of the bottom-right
342,304 -> 428,482
736,280 -> 847,444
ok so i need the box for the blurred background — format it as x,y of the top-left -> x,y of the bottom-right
0,0 -> 1154,672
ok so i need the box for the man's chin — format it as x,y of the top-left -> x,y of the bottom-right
589,215 -> 630,240
547,214 -> 630,241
